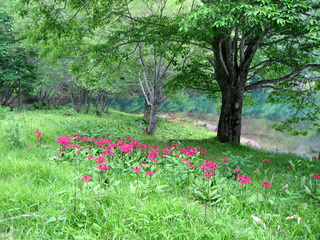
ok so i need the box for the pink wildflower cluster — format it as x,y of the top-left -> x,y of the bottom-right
119,144 -> 134,153
222,157 -> 228,164
35,130 -> 43,139
147,149 -> 159,162
204,171 -> 214,178
97,164 -> 110,171
133,166 -> 142,173
146,171 -> 155,176
167,144 -> 178,149
182,158 -> 190,164
162,148 -> 172,155
161,116 -> 186,123
312,174 -> 320,179
56,135 -> 72,148
179,146 -> 198,156
260,158 -> 271,164
81,175 -> 91,182
262,181 -> 271,188
237,174 -> 251,184
198,148 -> 208,155
200,161 -> 219,171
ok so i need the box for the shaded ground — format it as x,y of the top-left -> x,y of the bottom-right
197,120 -> 261,149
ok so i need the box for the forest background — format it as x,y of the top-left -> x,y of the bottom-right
1,0 -> 319,156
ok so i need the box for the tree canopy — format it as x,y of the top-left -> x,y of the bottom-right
16,0 -> 320,142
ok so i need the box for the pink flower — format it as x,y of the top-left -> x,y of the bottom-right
97,165 -> 111,171
187,164 -> 195,169
200,161 -> 219,171
312,174 -> 320,179
162,148 -> 171,155
233,168 -> 240,172
262,181 -> 271,188
187,146 -> 197,156
56,155 -> 62,159
198,148 -> 207,155
260,158 -> 271,164
286,166 -> 290,170
222,157 -> 228,164
147,150 -> 158,159
56,135 -> 72,145
204,171 -> 214,178
141,161 -> 148,165
105,150 -> 114,155
96,156 -> 106,164
119,144 -> 134,153
182,158 -> 190,164
88,156 -> 95,160
35,130 -> 43,139
237,174 -> 251,184
81,175 -> 91,182
28,145 -> 33,148
151,158 -> 158,162
133,167 -> 142,173
168,144 -> 177,149
146,171 -> 155,175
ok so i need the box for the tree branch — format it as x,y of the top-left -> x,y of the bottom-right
245,64 -> 320,91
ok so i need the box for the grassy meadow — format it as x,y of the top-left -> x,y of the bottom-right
0,109 -> 320,239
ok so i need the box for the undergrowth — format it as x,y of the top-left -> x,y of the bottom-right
0,109 -> 319,239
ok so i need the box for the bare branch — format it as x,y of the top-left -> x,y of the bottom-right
245,64 -> 320,91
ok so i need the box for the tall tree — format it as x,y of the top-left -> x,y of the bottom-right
0,7 -> 37,108
173,0 -> 320,143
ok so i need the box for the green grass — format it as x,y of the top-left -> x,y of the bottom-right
0,109 -> 319,239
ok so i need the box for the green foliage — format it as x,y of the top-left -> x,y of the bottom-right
3,118 -> 23,146
0,110 -> 320,239
0,106 -> 10,119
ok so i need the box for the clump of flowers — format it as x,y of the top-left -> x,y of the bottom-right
312,174 -> 320,193
97,165 -> 110,171
222,157 -> 228,164
262,181 -> 271,188
56,135 -> 72,148
35,130 -> 44,146
146,171 -> 155,176
133,166 -> 142,173
200,161 -> 219,171
237,174 -> 251,184
35,130 -> 43,139
81,175 -> 91,182
260,158 -> 271,164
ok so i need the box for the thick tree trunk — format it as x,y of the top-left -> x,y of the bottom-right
217,85 -> 244,144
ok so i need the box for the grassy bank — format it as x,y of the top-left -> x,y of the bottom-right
0,109 -> 319,239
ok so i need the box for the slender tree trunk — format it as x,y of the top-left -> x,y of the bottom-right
144,98 -> 151,120
18,79 -> 22,111
149,100 -> 158,135
86,91 -> 93,114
